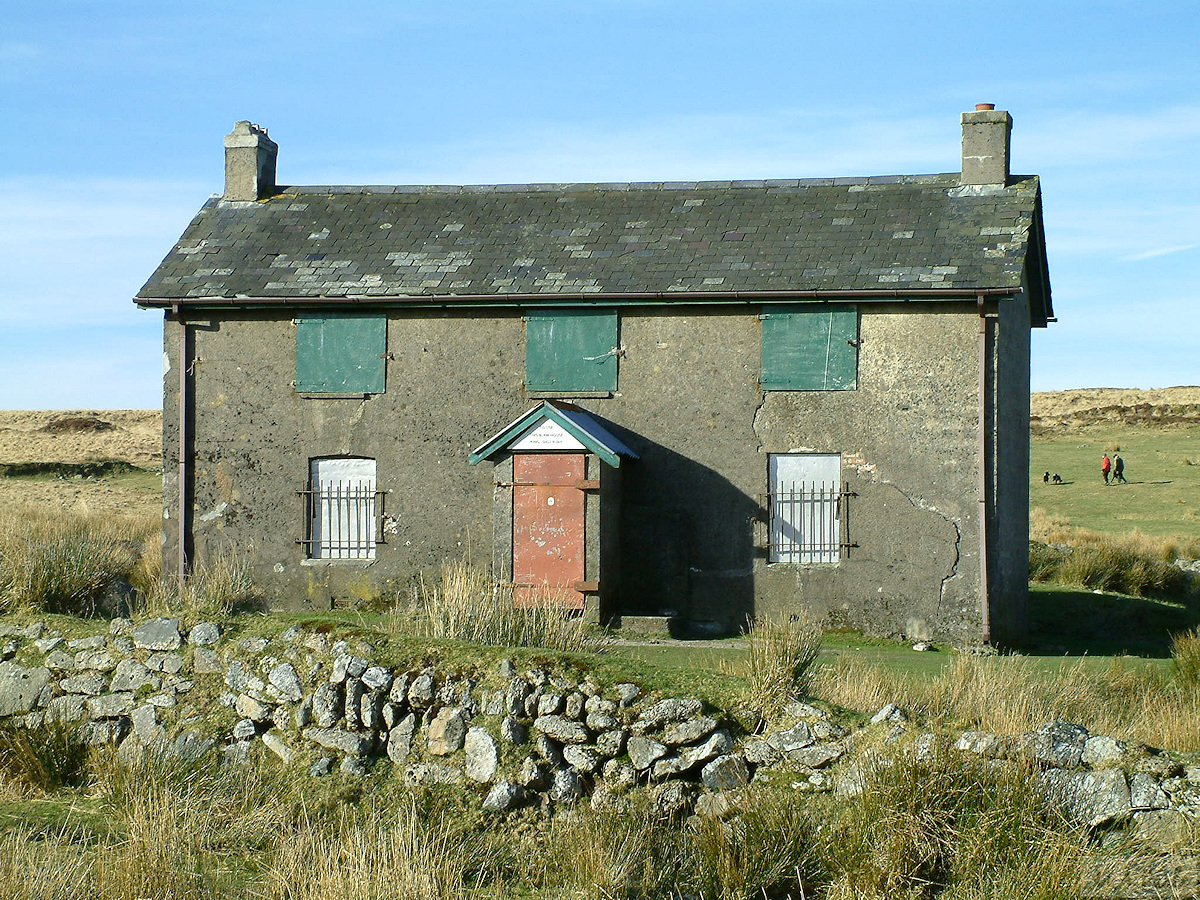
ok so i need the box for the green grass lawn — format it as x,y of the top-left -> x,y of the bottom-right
1031,424 -> 1200,539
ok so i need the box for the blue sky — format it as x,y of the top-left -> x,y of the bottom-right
2,1 -> 1197,408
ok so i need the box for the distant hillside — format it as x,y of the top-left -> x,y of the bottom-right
1031,387 -> 1200,433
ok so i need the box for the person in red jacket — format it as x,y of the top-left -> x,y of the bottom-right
1101,453 -> 1112,484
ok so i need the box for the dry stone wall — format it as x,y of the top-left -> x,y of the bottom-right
1,618 -> 1199,843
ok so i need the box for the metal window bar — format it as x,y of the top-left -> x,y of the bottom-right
297,482 -> 386,558
767,481 -> 854,563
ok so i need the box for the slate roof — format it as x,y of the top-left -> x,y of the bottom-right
136,173 -> 1051,321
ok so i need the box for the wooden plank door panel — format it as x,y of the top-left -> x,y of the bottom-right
513,454 -> 585,609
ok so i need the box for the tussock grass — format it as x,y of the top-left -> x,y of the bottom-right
1028,519 -> 1195,598
0,502 -> 154,615
135,550 -> 262,620
818,745 -> 1085,900
738,613 -> 823,720
265,803 -> 486,900
814,651 -> 1200,750
0,717 -> 89,793
404,560 -> 612,653
1171,626 -> 1200,693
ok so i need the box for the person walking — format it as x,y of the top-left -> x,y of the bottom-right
1112,454 -> 1127,484
1101,453 -> 1111,484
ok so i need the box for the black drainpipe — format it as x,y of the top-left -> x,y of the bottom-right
977,295 -> 991,643
174,305 -> 190,583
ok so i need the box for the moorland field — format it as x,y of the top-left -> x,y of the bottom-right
0,390 -> 1198,899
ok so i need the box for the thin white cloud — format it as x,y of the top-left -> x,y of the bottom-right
1120,244 -> 1198,262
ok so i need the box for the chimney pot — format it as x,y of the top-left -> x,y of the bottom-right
223,121 -> 278,201
960,106 -> 1012,187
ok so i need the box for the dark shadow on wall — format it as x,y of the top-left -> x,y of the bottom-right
587,415 -> 763,634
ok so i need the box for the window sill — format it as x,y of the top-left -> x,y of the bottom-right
295,392 -> 378,399
526,390 -> 614,399
301,558 -> 377,567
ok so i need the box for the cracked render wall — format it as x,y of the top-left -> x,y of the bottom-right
162,300 -> 1024,642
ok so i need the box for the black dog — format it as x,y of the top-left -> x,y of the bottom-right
1043,472 -> 1050,483
1052,473 -> 1062,484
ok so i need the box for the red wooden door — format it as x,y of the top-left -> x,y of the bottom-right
513,454 -> 585,609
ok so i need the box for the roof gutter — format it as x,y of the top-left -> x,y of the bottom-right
135,287 -> 1019,310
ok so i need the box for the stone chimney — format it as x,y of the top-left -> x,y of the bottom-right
223,121 -> 277,200
960,104 -> 1011,187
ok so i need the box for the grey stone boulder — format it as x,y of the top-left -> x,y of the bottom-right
500,716 -> 527,745
73,651 -> 116,672
360,689 -> 385,731
1040,767 -> 1131,828
45,650 -> 74,671
146,653 -> 184,675
343,679 -> 366,730
534,715 -> 590,744
133,618 -> 182,651
235,693 -> 272,723
341,757 -> 370,777
701,755 -> 750,791
1131,772 -> 1170,810
565,692 -> 585,720
870,703 -> 907,726
595,729 -> 626,759
662,717 -> 717,747
600,759 -> 637,793
742,740 -> 781,766
303,727 -> 374,757
1082,735 -> 1128,767
46,695 -> 87,722
232,718 -> 258,741
767,721 -> 814,753
268,663 -> 304,702
109,659 -> 159,693
549,768 -> 583,803
225,660 -> 267,698
955,731 -> 1010,758
428,707 -> 468,755
518,757 -> 550,790
360,665 -> 392,692
563,745 -> 602,775
636,698 -> 703,731
627,735 -> 669,770
408,671 -> 436,707
309,757 -> 334,777
1020,721 -> 1089,769
387,672 -> 411,705
67,635 -> 106,651
537,693 -> 564,716
60,673 -> 107,696
188,622 -> 222,646
79,718 -> 130,745
482,781 -> 525,812
683,729 -> 733,766
386,714 -> 417,764
87,692 -> 135,719
131,705 -> 167,748
585,712 -> 621,732
464,727 -> 499,782
504,678 -> 531,716
330,654 -> 368,684
788,741 -> 846,769
312,682 -> 343,728
616,683 -> 640,706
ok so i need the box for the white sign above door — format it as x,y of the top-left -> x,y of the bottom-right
510,418 -> 586,451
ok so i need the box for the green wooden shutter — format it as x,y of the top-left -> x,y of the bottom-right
761,304 -> 858,390
295,315 -> 387,393
525,310 -> 618,391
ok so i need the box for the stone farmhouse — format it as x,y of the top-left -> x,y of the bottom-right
136,105 -> 1052,645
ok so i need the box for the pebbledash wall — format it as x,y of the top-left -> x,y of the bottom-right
162,297 -> 1030,644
